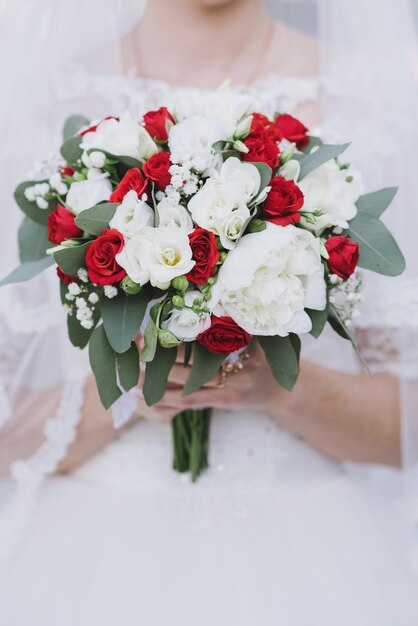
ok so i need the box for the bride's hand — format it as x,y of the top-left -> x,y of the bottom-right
140,342 -> 279,420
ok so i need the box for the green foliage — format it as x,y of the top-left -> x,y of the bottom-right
60,136 -> 83,167
14,181 -> 56,225
54,240 -> 91,275
296,143 -> 351,180
63,115 -> 89,141
182,344 -> 226,396
356,187 -> 398,218
75,203 -> 118,236
0,256 -> 54,287
18,218 -> 52,262
143,343 -> 178,406
258,334 -> 301,391
101,289 -> 149,353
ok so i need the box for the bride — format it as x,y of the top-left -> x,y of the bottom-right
0,0 -> 417,623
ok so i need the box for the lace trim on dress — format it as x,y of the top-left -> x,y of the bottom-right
0,374 -> 87,559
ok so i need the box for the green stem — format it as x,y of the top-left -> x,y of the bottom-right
171,408 -> 212,481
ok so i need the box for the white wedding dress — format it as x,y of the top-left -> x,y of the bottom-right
1,71 -> 418,626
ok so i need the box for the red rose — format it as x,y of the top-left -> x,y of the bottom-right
59,166 -> 75,177
109,168 -> 148,203
143,107 -> 175,142
197,316 -> 251,355
251,113 -> 280,142
262,176 -> 304,226
79,116 -> 119,137
56,267 -> 77,284
186,228 -> 220,285
142,152 -> 172,190
85,228 -> 126,285
242,132 -> 280,169
325,236 -> 359,280
275,114 -> 309,148
47,204 -> 82,244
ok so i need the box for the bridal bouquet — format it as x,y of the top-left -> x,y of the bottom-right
1,87 -> 404,480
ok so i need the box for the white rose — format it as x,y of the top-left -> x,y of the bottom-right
188,178 -> 250,249
156,198 -> 194,233
148,228 -> 195,289
116,228 -> 155,286
66,177 -> 112,214
168,116 -> 224,172
109,190 -> 154,238
161,291 -> 211,341
217,223 -> 326,336
80,112 -> 158,161
298,160 -> 362,232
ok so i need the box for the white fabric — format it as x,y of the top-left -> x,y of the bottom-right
0,0 -> 417,623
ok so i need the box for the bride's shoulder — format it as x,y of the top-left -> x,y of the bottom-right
266,22 -> 320,78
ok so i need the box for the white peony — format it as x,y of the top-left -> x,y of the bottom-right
156,198 -> 194,233
109,190 -> 154,238
116,227 -> 195,290
161,291 -> 211,341
298,160 -> 362,232
168,116 -> 224,172
80,112 -> 158,161
188,174 -> 250,250
171,83 -> 256,138
66,176 -> 112,214
216,223 -> 326,336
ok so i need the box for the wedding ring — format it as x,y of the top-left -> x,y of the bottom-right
217,350 -> 250,387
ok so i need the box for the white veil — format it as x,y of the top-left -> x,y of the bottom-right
0,0 -> 417,557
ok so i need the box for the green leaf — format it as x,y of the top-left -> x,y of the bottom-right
60,136 -> 83,167
141,317 -> 159,363
67,307 -> 99,349
250,161 -> 273,193
75,203 -> 118,237
95,150 -> 143,169
101,290 -> 148,354
300,135 -> 323,155
116,342 -> 140,391
143,343 -> 178,406
328,305 -> 370,373
54,240 -> 91,275
183,344 -> 226,396
345,211 -> 405,276
356,187 -> 398,218
63,115 -> 89,141
89,324 -> 122,409
0,256 -> 54,287
307,302 -> 330,339
14,181 -> 56,225
297,143 -> 351,180
18,218 -> 52,262
258,335 -> 300,391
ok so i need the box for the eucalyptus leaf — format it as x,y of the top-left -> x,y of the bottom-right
297,143 -> 351,180
307,302 -> 329,339
143,344 -> 178,406
258,335 -> 300,391
18,218 -> 52,262
101,290 -> 148,354
75,203 -> 118,237
328,305 -> 370,373
250,161 -> 273,194
63,115 -> 89,141
54,240 -> 91,275
345,211 -> 405,276
141,318 -> 159,362
0,256 -> 54,287
356,187 -> 398,218
89,324 -> 122,409
183,344 -> 226,396
60,136 -> 83,167
67,307 -> 99,349
116,342 -> 140,391
14,181 -> 56,225
300,135 -> 323,155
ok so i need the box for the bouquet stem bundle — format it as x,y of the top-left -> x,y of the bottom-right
172,408 -> 212,481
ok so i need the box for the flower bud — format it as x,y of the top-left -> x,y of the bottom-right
158,329 -> 181,349
279,141 -> 296,164
172,295 -> 185,309
171,275 -> 189,292
232,140 -> 249,154
234,115 -> 253,140
219,251 -> 228,263
89,151 -> 106,169
247,219 -> 267,233
121,276 -> 142,295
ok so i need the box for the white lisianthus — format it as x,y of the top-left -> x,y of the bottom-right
298,160 -> 363,232
80,112 -> 158,161
148,228 -> 195,289
66,177 -> 112,214
188,176 -> 250,250
216,223 -> 326,336
278,159 -> 301,182
161,291 -> 211,341
168,116 -> 224,172
156,199 -> 194,233
109,190 -> 154,238
116,228 -> 155,286
116,227 -> 195,290
213,157 -> 261,201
